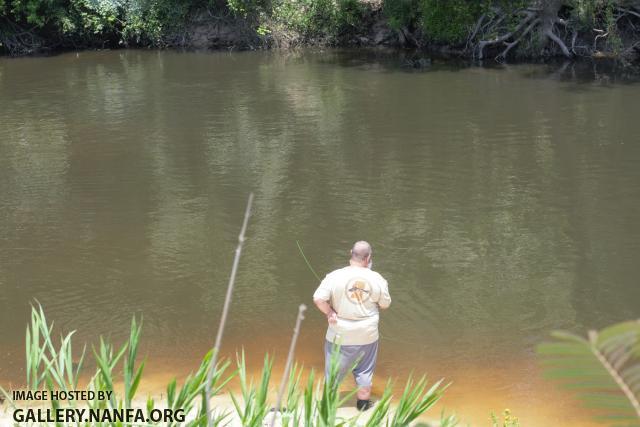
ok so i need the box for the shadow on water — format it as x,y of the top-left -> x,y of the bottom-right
519,58 -> 640,87
311,48 -> 474,73
308,47 -> 640,85
4,45 -> 639,85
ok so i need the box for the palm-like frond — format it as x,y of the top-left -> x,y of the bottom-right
537,320 -> 640,426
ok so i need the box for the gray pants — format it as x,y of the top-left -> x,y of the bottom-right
324,340 -> 379,387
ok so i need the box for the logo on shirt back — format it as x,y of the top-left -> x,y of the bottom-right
345,277 -> 372,304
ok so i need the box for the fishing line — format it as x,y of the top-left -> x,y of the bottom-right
296,240 -> 321,281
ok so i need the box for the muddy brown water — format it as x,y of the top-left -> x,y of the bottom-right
1,49 -> 639,426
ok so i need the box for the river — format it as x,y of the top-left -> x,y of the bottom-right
1,49 -> 639,426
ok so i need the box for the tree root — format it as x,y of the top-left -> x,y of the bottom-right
474,1 -> 576,61
477,10 -> 537,60
470,0 -> 640,62
497,18 -> 540,61
0,17 -> 48,55
544,25 -> 572,58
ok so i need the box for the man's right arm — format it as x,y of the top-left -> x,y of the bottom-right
313,276 -> 338,324
314,298 -> 337,324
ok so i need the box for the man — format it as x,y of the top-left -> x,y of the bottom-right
312,240 -> 391,411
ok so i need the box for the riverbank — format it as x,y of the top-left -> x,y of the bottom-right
2,0 -> 639,63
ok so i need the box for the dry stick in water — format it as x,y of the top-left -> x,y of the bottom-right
205,193 -> 254,426
269,304 -> 308,427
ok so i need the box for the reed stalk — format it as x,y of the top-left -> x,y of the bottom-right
205,192 -> 254,426
269,304 -> 307,427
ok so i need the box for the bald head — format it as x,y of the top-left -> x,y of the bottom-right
350,241 -> 372,265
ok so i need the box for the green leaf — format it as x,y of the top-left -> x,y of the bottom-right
538,321 -> 640,425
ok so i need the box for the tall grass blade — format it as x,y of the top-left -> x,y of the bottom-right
390,376 -> 447,426
363,381 -> 393,427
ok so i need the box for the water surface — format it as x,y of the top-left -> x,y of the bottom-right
1,50 -> 639,425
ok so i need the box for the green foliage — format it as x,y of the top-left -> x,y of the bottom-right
439,410 -> 460,427
227,338 -> 449,427
315,344 -> 357,426
382,0 -> 420,30
120,0 -> 205,45
390,375 -> 447,425
603,1 -> 623,53
419,0 -> 482,44
227,0 -> 266,17
0,0 -> 207,50
570,0 -> 602,30
231,351 -> 273,426
24,303 -> 86,391
569,0 -> 623,53
278,363 -> 304,426
537,320 -> 640,426
2,0 -> 123,45
1,305 -> 450,426
335,0 -> 365,32
0,304 -> 234,427
270,0 -> 364,40
383,0 -> 484,41
7,0 -> 64,28
568,0 -> 625,53
164,350 -> 232,426
1,0 -> 638,54
305,0 -> 340,37
362,382 -> 393,426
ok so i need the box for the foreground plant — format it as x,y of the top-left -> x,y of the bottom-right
1,305 -> 450,426
438,410 -> 460,427
231,352 -> 273,426
490,409 -> 519,427
0,304 -> 233,427
537,320 -> 640,426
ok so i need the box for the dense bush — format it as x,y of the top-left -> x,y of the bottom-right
571,0 -> 602,29
0,0 -> 208,52
2,0 -> 109,42
569,0 -> 624,52
270,0 -> 365,41
419,0 -> 483,44
119,0 -> 200,46
227,0 -> 267,18
1,0 -> 639,56
0,0 -> 368,53
383,0 -> 484,43
383,0 -> 420,30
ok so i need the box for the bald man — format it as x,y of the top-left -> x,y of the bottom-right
313,241 -> 391,411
